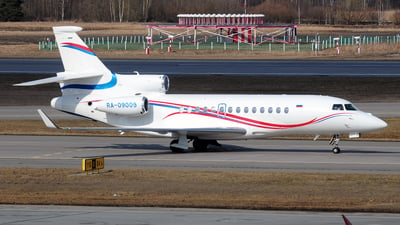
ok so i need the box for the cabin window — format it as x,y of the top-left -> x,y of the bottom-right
203,106 -> 208,112
236,107 -> 241,113
252,107 -> 257,113
284,107 -> 289,114
244,107 -> 249,113
268,107 -> 273,113
276,107 -> 281,114
332,104 -> 344,110
228,107 -> 233,113
260,107 -> 265,113
195,107 -> 200,112
345,104 -> 357,111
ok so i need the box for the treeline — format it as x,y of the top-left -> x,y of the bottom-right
1,0 -> 400,24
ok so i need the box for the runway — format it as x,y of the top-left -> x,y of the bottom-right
1,135 -> 399,174
2,205 -> 400,225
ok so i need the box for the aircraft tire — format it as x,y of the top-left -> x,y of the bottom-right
193,139 -> 208,152
332,147 -> 341,154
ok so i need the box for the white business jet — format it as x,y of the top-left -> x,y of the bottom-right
15,26 -> 387,154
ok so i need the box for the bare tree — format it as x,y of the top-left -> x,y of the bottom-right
110,0 -> 116,22
18,0 -> 400,23
60,0 -> 65,21
118,0 -> 124,22
143,0 -> 152,22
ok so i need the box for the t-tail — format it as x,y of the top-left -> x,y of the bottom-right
14,26 -> 114,96
53,26 -> 108,74
15,26 -> 168,121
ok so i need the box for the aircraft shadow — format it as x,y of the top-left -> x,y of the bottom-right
81,143 -> 169,150
73,143 -> 171,158
72,143 -> 398,158
200,144 -> 398,154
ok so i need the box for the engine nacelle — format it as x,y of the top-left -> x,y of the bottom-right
95,96 -> 148,116
120,74 -> 169,94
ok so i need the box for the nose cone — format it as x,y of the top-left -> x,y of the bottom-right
351,113 -> 387,133
366,115 -> 387,131
374,117 -> 388,130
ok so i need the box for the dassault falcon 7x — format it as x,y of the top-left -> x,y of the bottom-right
15,26 -> 387,154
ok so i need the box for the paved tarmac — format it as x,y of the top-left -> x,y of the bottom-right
1,205 -> 400,225
1,135 -> 399,174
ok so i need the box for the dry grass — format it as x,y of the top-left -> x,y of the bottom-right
0,22 -> 145,35
297,24 -> 400,36
0,168 -> 399,212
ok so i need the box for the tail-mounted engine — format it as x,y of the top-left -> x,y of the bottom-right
95,96 -> 149,116
123,74 -> 169,94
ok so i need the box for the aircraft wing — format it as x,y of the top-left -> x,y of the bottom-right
37,109 -> 246,138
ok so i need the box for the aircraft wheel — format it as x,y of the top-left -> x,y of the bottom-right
193,139 -> 208,152
332,147 -> 341,154
170,139 -> 185,153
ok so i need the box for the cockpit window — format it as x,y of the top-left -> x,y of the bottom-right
332,104 -> 344,110
345,104 -> 358,111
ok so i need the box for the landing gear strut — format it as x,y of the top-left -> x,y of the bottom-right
169,139 -> 185,153
329,134 -> 341,154
169,132 -> 189,153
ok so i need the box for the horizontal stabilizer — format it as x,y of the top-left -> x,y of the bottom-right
53,26 -> 82,33
14,72 -> 102,86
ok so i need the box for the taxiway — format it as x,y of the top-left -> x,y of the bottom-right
0,135 -> 399,174
2,205 -> 400,225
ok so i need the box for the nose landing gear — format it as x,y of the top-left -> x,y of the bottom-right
329,134 -> 341,154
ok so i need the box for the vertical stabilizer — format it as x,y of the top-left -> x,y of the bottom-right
53,26 -> 109,74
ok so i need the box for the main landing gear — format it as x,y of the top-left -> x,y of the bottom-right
169,139 -> 185,153
169,138 -> 221,153
193,139 -> 221,152
329,134 -> 341,154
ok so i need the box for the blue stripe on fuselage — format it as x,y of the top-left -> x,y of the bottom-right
61,73 -> 117,90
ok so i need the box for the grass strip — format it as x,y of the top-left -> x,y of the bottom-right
0,168 -> 399,212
